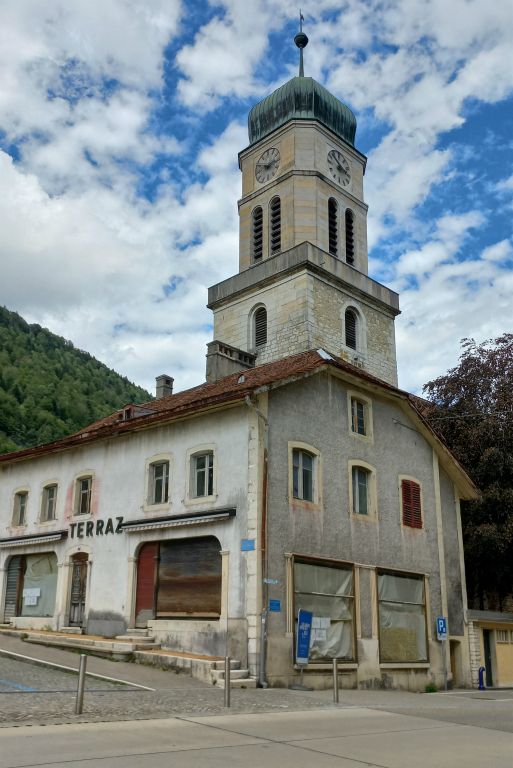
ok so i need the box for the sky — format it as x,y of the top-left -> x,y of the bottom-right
0,0 -> 512,396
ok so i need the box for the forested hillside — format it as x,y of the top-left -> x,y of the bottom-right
0,307 -> 151,454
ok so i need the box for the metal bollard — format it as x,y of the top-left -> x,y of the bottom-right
332,657 -> 339,703
75,654 -> 87,714
224,656 -> 231,707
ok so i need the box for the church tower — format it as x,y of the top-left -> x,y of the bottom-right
207,27 -> 400,385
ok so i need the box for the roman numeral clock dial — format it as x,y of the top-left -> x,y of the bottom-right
255,147 -> 280,183
327,149 -> 351,187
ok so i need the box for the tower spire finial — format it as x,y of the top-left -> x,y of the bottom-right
294,11 -> 308,77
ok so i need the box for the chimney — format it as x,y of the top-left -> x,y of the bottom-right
155,374 -> 174,399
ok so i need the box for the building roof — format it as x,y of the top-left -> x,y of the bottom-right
248,76 -> 357,147
0,348 -> 478,499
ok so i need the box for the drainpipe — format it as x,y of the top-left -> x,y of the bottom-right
245,394 -> 269,687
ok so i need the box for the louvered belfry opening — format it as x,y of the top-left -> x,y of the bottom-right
401,480 -> 423,528
328,198 -> 338,256
345,209 -> 355,264
345,308 -> 357,349
254,306 -> 267,347
269,196 -> 281,254
252,206 -> 263,261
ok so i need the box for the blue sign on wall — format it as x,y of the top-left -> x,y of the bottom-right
269,599 -> 281,612
296,609 -> 313,665
436,616 -> 448,641
241,539 -> 255,551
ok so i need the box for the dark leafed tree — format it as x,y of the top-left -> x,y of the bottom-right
423,334 -> 513,611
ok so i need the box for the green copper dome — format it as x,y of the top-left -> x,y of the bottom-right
248,76 -> 357,147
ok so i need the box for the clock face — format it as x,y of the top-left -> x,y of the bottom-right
327,149 -> 351,187
255,147 -> 280,183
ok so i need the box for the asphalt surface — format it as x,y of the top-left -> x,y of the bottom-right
0,633 -> 512,738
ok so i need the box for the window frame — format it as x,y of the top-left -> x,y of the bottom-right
186,445 -> 217,503
73,474 -> 93,517
40,483 -> 58,523
148,459 -> 170,506
254,305 -> 267,348
269,195 -> 281,255
347,391 -> 373,442
376,569 -> 429,664
251,205 -> 264,262
328,197 -> 338,256
348,460 -> 377,519
292,554 -> 357,664
399,476 -> 424,530
345,207 -> 355,265
12,489 -> 29,526
288,442 -> 321,508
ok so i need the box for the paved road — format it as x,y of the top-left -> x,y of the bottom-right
0,707 -> 512,768
0,632 -> 512,767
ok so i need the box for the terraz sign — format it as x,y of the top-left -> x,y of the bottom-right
69,517 -> 124,539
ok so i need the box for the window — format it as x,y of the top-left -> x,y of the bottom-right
192,452 -> 214,498
352,467 -> 370,515
496,630 -> 512,643
345,209 -> 355,264
269,196 -> 281,254
293,449 -> 315,502
345,308 -> 357,349
12,492 -> 28,526
328,197 -> 338,256
76,477 -> 92,515
149,461 -> 169,505
401,479 -> 422,529
351,398 -> 366,435
41,484 -> 57,522
254,306 -> 267,347
252,206 -> 263,261
156,537 -> 221,617
378,571 -> 427,662
294,559 -> 355,661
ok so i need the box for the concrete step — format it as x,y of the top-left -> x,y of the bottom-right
25,636 -> 133,661
211,668 -> 251,681
115,635 -> 155,643
215,677 -> 258,689
59,627 -> 83,635
213,659 -> 241,670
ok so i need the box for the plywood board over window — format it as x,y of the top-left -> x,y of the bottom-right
156,536 -> 222,618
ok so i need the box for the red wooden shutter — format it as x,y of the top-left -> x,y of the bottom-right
402,480 -> 422,529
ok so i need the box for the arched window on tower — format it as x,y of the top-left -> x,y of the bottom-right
252,206 -> 263,262
345,308 -> 357,350
328,198 -> 338,256
254,306 -> 267,348
345,209 -> 355,265
269,196 -> 281,254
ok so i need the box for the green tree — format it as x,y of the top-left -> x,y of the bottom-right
423,334 -> 513,610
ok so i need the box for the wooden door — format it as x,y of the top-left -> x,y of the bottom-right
135,543 -> 158,627
69,554 -> 88,627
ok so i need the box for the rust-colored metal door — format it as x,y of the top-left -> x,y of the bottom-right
3,556 -> 23,622
69,553 -> 88,627
135,542 -> 158,627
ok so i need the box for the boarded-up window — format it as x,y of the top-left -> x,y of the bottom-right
269,196 -> 281,254
156,537 -> 222,617
345,209 -> 355,264
401,480 -> 422,529
345,308 -> 357,349
352,467 -> 369,515
328,198 -> 338,256
294,560 -> 355,661
254,306 -> 267,347
252,206 -> 263,261
378,572 -> 427,662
